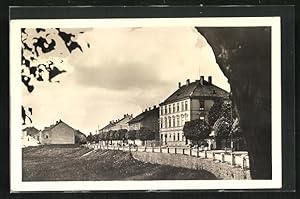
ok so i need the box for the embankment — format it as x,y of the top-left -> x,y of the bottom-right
131,151 -> 251,180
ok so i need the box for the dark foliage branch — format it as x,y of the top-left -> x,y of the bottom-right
21,28 -> 89,124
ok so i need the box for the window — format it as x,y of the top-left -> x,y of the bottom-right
165,106 -> 168,114
168,105 -> 171,114
185,113 -> 188,121
177,103 -> 179,112
181,114 -> 185,126
172,116 -> 175,127
160,118 -> 163,128
173,104 -> 175,113
177,115 -> 180,127
168,117 -> 171,128
45,135 -> 49,139
160,107 -> 163,115
164,117 -> 167,128
200,100 -> 205,110
173,134 -> 175,141
177,133 -> 180,141
185,101 -> 188,110
181,101 -> 184,111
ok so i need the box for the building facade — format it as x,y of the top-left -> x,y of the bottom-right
39,120 -> 75,144
159,76 -> 229,146
99,114 -> 133,133
128,106 -> 159,140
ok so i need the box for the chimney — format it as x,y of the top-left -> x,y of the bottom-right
153,105 -> 157,109
186,79 -> 190,85
124,114 -> 126,118
148,107 -> 151,111
208,76 -> 212,84
178,82 -> 181,88
200,76 -> 204,85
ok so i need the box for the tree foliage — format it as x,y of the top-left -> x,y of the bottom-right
86,132 -> 93,143
207,98 -> 224,126
74,130 -> 87,144
183,119 -> 211,143
136,127 -> 155,141
126,130 -> 137,141
213,117 -> 232,139
21,28 -> 89,125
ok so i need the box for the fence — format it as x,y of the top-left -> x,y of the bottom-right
84,143 -> 250,170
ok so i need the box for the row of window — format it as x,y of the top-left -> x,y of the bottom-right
160,132 -> 184,142
160,100 -> 205,116
160,114 -> 189,129
160,101 -> 189,115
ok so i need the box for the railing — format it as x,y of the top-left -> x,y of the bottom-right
83,143 -> 250,170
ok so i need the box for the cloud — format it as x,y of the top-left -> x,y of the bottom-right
67,27 -> 212,91
74,60 -> 171,90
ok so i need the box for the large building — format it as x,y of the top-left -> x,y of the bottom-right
159,76 -> 229,146
99,114 -> 133,133
39,120 -> 75,144
128,106 -> 159,140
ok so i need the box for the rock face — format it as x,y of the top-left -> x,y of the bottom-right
196,27 -> 271,179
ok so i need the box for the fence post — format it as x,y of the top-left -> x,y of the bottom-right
189,148 -> 192,156
129,146 -> 131,152
182,148 -> 185,155
204,150 -> 207,158
242,155 -> 246,169
144,146 -> 146,152
136,146 -> 138,152
167,147 -> 169,153
212,152 -> 215,160
231,153 -> 235,166
174,147 -> 177,154
221,153 -> 225,163
159,146 -> 162,153
152,146 -> 154,152
196,148 -> 199,157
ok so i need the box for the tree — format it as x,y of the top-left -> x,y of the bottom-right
183,119 -> 211,145
74,130 -> 87,144
117,129 -> 127,142
208,98 -> 224,126
126,130 -> 137,144
86,132 -> 93,143
197,27 -> 272,179
213,117 -> 232,148
136,127 -> 156,145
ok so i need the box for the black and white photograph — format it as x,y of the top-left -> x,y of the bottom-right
10,16 -> 282,191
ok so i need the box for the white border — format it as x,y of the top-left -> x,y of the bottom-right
10,17 -> 281,192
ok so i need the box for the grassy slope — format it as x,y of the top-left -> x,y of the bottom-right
22,145 -> 218,181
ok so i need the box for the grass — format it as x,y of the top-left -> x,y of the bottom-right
22,145 -> 218,181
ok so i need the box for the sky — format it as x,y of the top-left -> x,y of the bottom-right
22,27 -> 230,134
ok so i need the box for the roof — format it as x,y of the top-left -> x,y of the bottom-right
128,107 -> 159,124
41,120 -> 75,133
99,114 -> 133,131
160,80 -> 229,105
22,126 -> 40,136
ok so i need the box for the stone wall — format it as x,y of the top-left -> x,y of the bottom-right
131,151 -> 251,180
